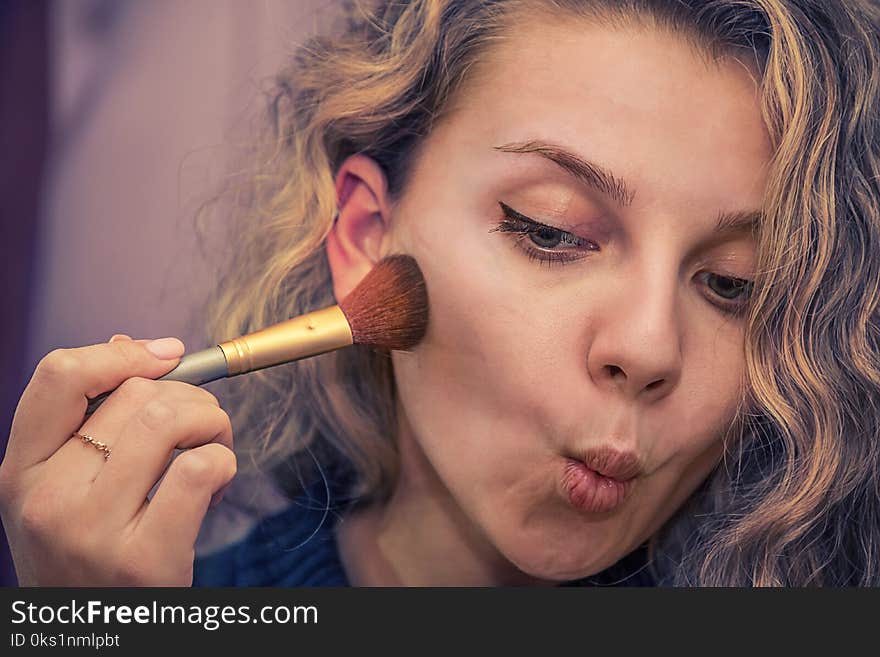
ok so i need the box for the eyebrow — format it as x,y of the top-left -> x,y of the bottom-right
493,139 -> 762,236
494,139 -> 636,206
711,208 -> 762,238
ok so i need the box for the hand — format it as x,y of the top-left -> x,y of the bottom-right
0,334 -> 236,586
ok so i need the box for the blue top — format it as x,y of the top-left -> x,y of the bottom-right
192,484 -> 350,587
192,480 -> 656,587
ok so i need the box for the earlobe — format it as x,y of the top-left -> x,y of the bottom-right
325,154 -> 393,303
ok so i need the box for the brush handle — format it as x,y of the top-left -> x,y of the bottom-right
84,305 -> 354,416
84,346 -> 229,415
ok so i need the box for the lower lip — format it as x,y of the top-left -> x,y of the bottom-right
560,458 -> 633,514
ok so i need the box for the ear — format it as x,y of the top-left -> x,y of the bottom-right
325,154 -> 393,303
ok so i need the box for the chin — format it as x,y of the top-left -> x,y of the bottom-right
494,524 -> 622,583
506,549 -> 609,583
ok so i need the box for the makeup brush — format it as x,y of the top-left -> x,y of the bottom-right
85,253 -> 428,415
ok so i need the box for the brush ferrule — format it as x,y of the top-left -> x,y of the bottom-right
218,305 -> 353,375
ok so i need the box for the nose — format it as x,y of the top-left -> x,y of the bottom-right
586,276 -> 683,403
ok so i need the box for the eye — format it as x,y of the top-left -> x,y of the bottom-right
489,201 -> 599,267
698,271 -> 754,316
529,226 -> 565,249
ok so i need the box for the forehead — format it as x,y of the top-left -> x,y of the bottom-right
439,19 -> 772,214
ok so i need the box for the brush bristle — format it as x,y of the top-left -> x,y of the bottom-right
338,254 -> 429,350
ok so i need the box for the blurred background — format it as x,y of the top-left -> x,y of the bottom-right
0,0 -> 329,586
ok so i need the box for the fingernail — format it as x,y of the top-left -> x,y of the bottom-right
145,337 -> 185,359
109,334 -> 132,343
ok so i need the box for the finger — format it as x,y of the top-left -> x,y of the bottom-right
136,443 -> 237,561
6,338 -> 185,469
88,392 -> 230,525
113,337 -> 158,346
111,336 -> 161,346
45,377 -> 220,488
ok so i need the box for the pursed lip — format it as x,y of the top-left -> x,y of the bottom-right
573,444 -> 644,482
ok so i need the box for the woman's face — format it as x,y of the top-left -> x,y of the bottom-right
384,20 -> 771,579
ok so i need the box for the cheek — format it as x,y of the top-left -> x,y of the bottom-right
388,205 -> 586,469
646,330 -> 744,485
391,227 -> 548,436
390,199 -> 586,377
684,330 -> 745,441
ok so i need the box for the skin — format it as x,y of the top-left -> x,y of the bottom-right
327,18 -> 772,586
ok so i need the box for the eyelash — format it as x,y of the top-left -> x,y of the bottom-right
489,201 -> 754,317
488,201 -> 598,267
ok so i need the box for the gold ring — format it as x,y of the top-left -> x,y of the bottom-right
73,431 -> 111,460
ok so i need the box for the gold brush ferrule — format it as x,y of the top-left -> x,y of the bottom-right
218,305 -> 353,376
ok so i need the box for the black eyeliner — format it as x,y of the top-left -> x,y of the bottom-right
498,200 -> 558,230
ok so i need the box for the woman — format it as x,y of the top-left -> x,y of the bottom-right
2,0 -> 879,586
